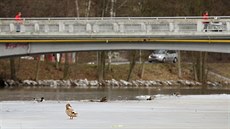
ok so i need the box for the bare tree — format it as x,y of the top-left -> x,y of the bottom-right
10,58 -> 16,80
192,51 -> 208,85
138,51 -> 152,79
98,51 -> 106,82
63,53 -> 70,79
127,50 -> 138,81
85,0 -> 92,17
35,56 -> 41,81
178,50 -> 182,78
75,0 -> 80,17
107,0 -> 116,71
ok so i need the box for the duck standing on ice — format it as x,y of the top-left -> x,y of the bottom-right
65,103 -> 78,119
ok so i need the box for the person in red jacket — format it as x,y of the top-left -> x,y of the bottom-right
15,12 -> 23,32
202,11 -> 209,32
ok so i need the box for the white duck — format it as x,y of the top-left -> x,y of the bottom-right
65,103 -> 78,119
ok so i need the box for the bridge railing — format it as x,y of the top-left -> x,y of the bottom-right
0,16 -> 230,36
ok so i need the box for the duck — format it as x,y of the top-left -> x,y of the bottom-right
99,96 -> 107,102
89,96 -> 108,102
65,103 -> 78,119
33,97 -> 45,102
172,92 -> 180,96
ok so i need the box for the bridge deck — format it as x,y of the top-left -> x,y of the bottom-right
0,17 -> 230,57
0,17 -> 230,40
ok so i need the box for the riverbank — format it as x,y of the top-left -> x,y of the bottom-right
1,59 -> 230,89
2,78 -> 230,90
0,94 -> 229,129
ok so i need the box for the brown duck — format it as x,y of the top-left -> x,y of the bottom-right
65,103 -> 78,119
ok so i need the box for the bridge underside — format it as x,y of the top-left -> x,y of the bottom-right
0,37 -> 230,58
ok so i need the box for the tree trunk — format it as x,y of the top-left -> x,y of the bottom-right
58,54 -> 63,66
35,56 -> 41,81
107,0 -> 116,72
127,51 -> 137,81
192,51 -> 208,85
98,51 -> 104,82
75,0 -> 80,17
139,60 -> 145,79
199,52 -> 203,82
178,50 -> 182,78
63,53 -> 69,79
110,0 -> 115,17
102,51 -> 106,79
101,0 -> 110,17
54,54 -> 59,69
107,51 -> 112,71
192,52 -> 198,81
202,52 -> 208,84
85,0 -> 92,17
10,58 -> 16,80
17,57 -> 21,77
75,52 -> 79,64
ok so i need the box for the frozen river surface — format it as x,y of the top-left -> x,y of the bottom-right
0,95 -> 229,129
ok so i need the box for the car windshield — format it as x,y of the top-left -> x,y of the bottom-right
153,50 -> 165,54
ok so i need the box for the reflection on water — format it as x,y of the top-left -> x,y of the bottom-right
0,87 -> 229,101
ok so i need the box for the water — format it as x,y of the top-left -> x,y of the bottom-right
0,87 -> 229,101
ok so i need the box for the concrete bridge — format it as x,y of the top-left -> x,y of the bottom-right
0,16 -> 230,58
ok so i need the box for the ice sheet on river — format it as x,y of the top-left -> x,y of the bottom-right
0,94 -> 229,129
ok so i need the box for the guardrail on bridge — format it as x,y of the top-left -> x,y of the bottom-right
0,16 -> 230,37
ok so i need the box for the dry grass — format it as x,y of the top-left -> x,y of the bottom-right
208,63 -> 230,78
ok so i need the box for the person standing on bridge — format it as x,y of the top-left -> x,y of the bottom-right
202,11 -> 209,32
15,12 -> 23,32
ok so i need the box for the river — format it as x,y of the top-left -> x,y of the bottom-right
0,86 -> 230,101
